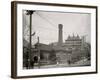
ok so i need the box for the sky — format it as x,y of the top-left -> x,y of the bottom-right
23,10 -> 91,45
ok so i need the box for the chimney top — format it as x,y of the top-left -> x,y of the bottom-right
58,24 -> 63,29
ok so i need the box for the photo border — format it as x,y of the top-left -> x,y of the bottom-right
11,1 -> 98,79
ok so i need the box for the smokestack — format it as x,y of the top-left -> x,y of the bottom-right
58,24 -> 63,46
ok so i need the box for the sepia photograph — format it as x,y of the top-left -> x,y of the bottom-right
23,10 -> 91,69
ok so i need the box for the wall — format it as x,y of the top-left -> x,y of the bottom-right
0,0 -> 100,80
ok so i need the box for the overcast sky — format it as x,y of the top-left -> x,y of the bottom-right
23,10 -> 91,45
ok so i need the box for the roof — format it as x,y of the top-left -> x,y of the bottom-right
66,34 -> 81,41
34,43 -> 52,51
34,43 -> 68,52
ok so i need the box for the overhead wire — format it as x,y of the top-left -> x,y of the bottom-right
35,11 -> 67,37
24,11 -> 68,41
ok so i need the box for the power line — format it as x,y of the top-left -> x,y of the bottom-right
35,11 -> 67,36
24,11 -> 68,40
35,11 -> 56,29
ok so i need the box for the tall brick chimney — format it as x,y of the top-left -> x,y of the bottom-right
58,24 -> 63,46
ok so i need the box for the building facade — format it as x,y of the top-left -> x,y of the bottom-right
64,34 -> 82,50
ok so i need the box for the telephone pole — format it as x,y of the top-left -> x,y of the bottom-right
26,10 -> 35,69
37,37 -> 40,68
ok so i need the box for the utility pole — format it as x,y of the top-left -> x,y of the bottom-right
37,37 -> 40,68
82,35 -> 87,48
26,10 -> 35,69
